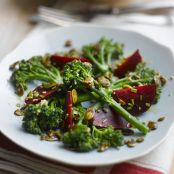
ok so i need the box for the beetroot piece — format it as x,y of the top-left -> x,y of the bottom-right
93,107 -> 128,129
65,91 -> 73,130
51,55 -> 91,64
25,84 -> 58,104
112,84 -> 157,115
114,49 -> 143,78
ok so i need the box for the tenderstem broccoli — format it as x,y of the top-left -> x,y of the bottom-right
63,60 -> 149,134
83,37 -> 123,74
62,124 -> 123,152
11,56 -> 63,95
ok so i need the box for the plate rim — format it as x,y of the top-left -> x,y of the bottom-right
0,24 -> 174,166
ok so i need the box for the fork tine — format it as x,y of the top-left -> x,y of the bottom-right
39,6 -> 83,21
38,14 -> 73,26
39,11 -> 80,23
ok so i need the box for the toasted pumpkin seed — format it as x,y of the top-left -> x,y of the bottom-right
158,116 -> 165,122
147,121 -> 157,130
136,137 -> 144,143
14,109 -> 23,116
122,129 -> 134,136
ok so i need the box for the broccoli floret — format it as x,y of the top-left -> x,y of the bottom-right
62,124 -> 97,152
22,105 -> 42,135
111,63 -> 160,89
22,101 -> 64,135
83,37 -> 123,73
133,63 -> 164,102
92,126 -> 124,147
11,56 -> 62,96
62,124 -> 123,152
132,62 -> 156,80
63,60 -> 94,89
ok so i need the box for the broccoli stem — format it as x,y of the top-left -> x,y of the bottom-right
27,74 -> 57,83
84,50 -> 108,73
92,102 -> 102,111
106,53 -> 112,65
111,78 -> 153,89
99,44 -> 105,65
59,93 -> 93,105
91,88 -> 149,134
77,93 -> 93,103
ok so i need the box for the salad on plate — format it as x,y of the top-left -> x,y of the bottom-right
10,37 -> 166,152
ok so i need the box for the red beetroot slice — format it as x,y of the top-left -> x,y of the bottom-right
93,107 -> 128,129
25,84 -> 58,104
65,91 -> 73,130
112,84 -> 157,115
51,55 -> 91,64
115,49 -> 143,78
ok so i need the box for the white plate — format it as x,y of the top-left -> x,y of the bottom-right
0,25 -> 174,166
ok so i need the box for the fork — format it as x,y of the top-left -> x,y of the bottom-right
34,6 -> 174,27
36,6 -> 87,27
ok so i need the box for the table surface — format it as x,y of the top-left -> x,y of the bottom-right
0,0 -> 173,173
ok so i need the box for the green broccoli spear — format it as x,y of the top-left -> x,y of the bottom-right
11,56 -> 63,96
63,60 -> 149,134
83,37 -> 123,74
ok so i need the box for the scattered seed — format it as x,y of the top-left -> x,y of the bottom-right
160,75 -> 167,86
9,61 -> 19,70
169,76 -> 174,80
98,143 -> 109,152
42,83 -> 57,89
138,82 -> 143,86
16,103 -> 20,107
138,106 -> 142,110
64,40 -> 72,47
145,103 -> 151,107
14,109 -> 23,116
103,107 -> 109,113
127,106 -> 132,110
168,93 -> 172,96
72,89 -> 78,104
96,109 -> 100,113
127,123 -> 132,128
40,132 -> 58,141
131,99 -> 134,105
128,103 -> 133,107
53,131 -> 62,140
131,88 -> 137,93
140,95 -> 143,101
33,91 -> 39,97
83,77 -> 94,87
97,76 -> 110,87
122,129 -> 134,136
118,98 -> 126,106
158,116 -> 165,122
147,121 -> 157,130
84,108 -> 94,120
136,137 -> 144,143
125,139 -> 136,148
127,143 -> 136,148
33,99 -> 39,102
123,84 -> 132,89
